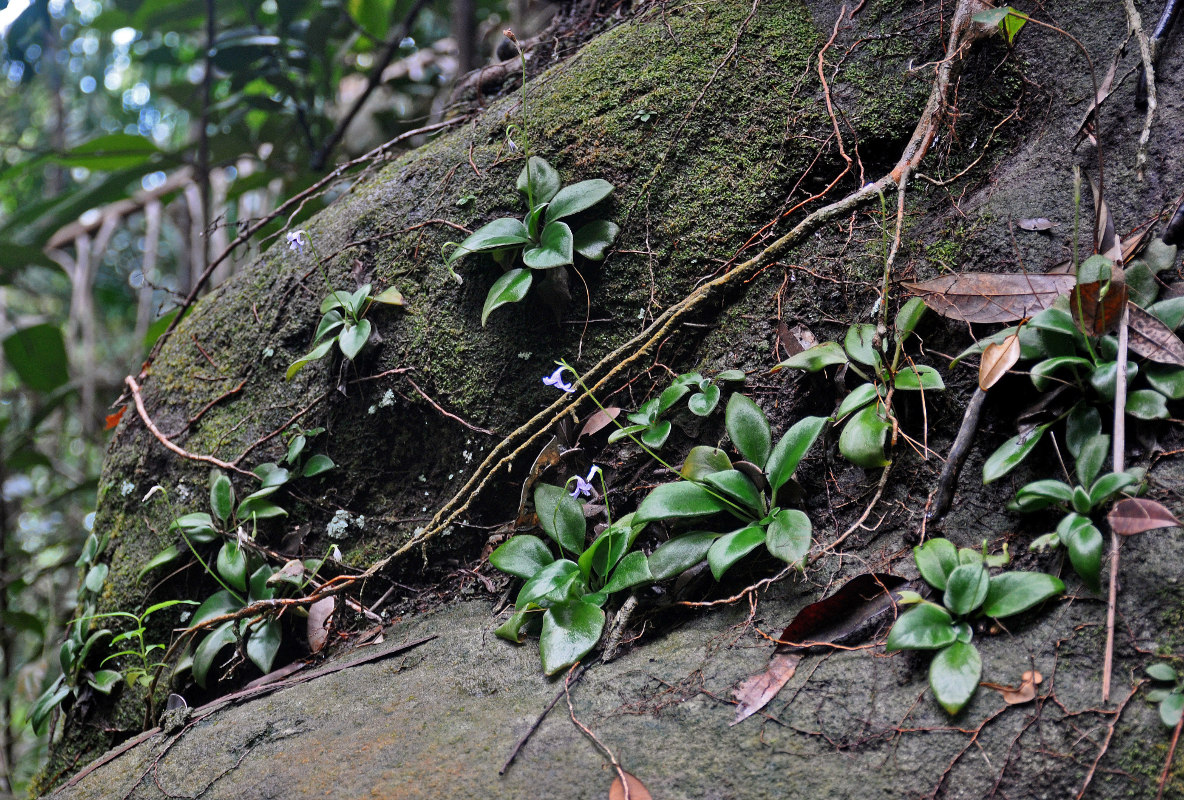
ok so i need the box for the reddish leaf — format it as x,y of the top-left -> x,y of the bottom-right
105,406 -> 127,430
775,573 -> 907,652
1069,280 -> 1128,335
904,273 -> 1076,323
307,596 -> 335,654
578,407 -> 621,440
777,322 -> 818,359
608,771 -> 653,800
1127,302 -> 1184,366
979,333 -> 1021,390
1108,498 -> 1182,535
732,652 -> 801,725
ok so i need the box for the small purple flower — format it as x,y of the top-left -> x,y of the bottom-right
542,366 -> 575,393
570,466 -> 601,499
286,230 -> 308,253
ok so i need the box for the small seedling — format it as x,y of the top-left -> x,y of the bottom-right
1145,662 -> 1184,728
608,370 -> 745,449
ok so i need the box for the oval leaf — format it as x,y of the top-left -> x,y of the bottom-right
886,603 -> 957,651
193,621 -> 237,688
982,571 -> 1064,618
573,220 -> 620,261
839,404 -> 890,468
914,538 -> 958,591
539,600 -> 605,675
517,156 -> 561,205
929,641 -> 982,715
522,221 -> 574,269
448,217 -> 531,264
545,179 -> 614,224
534,484 -> 586,555
725,393 -> 772,468
245,618 -> 282,673
647,531 -> 719,580
766,416 -> 826,494
1108,498 -> 1182,535
765,508 -> 811,564
983,424 -> 1049,484
943,563 -> 990,616
482,268 -> 532,325
490,535 -> 556,580
707,526 -> 767,579
777,341 -> 848,372
635,482 -> 728,524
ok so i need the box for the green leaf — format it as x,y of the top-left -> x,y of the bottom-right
286,338 -> 336,380
193,621 -> 237,688
481,268 -> 532,325
490,535 -> 555,580
170,512 -> 217,542
302,454 -> 335,477
886,603 -> 958,651
522,221 -> 574,269
777,341 -> 848,371
137,546 -> 182,582
534,484 -> 586,555
1161,693 -> 1184,727
657,383 -> 691,414
835,383 -> 879,419
943,563 -> 990,616
371,286 -> 405,306
895,297 -> 928,341
1145,365 -> 1184,400
725,393 -> 772,468
914,538 -> 958,591
1126,389 -> 1169,420
517,560 -> 583,608
579,531 -> 624,580
687,385 -> 721,416
216,540 -> 249,592
447,218 -> 531,264
1088,471 -> 1138,507
29,681 -> 70,734
716,369 -> 746,382
236,496 -> 287,520
972,7 -> 1011,27
87,669 -> 124,694
494,608 -> 537,643
601,551 -> 653,594
679,447 -> 732,481
930,642 -> 982,714
766,416 -> 826,494
1090,361 -> 1139,402
539,600 -> 605,675
607,424 -> 647,444
982,424 -> 1049,484
1076,433 -> 1110,489
314,310 -> 345,342
1148,296 -> 1184,330
843,324 -> 880,367
702,470 -> 764,515
1066,405 -> 1102,460
1147,663 -> 1179,683
640,420 -> 672,449
2,323 -> 70,392
1060,515 -> 1102,593
285,435 -> 307,465
209,471 -> 234,525
517,156 -> 562,205
573,220 -> 619,261
648,532 -> 719,580
636,481 -> 728,523
707,526 -> 767,579
1013,479 -> 1075,511
319,291 -> 350,314
982,572 -> 1064,618
765,508 -> 811,564
245,619 -> 282,673
192,589 -> 243,628
545,179 -> 614,224
56,132 -> 161,170
337,319 -> 372,361
838,405 -> 890,468
894,365 -> 945,391
84,563 -> 108,593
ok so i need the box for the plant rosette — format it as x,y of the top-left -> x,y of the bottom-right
886,538 -> 1064,715
608,369 -> 745,449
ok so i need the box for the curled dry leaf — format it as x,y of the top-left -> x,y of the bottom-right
979,333 -> 1021,390
1017,218 -> 1058,231
266,558 -> 306,587
578,407 -> 622,440
307,596 -> 335,654
982,669 -> 1043,705
1108,498 -> 1182,535
778,322 -> 818,358
105,406 -> 127,430
731,652 -> 801,726
608,771 -> 653,800
1126,302 -> 1184,366
904,273 -> 1076,324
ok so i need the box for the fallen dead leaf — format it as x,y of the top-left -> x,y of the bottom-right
1017,218 -> 1058,231
1069,279 -> 1128,335
608,771 -> 653,800
1126,302 -> 1184,366
982,669 -> 1043,704
578,407 -> 621,440
105,406 -> 127,430
307,596 -> 335,654
979,333 -> 1021,390
1108,498 -> 1182,535
904,273 -> 1076,323
731,652 -> 802,726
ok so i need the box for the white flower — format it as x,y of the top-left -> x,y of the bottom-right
286,230 -> 308,253
543,365 -> 575,393
570,465 -> 602,499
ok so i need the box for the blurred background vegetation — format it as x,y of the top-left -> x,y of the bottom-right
0,0 -> 557,792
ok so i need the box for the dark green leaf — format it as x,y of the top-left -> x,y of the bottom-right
894,365 -> 944,391
1090,361 -> 1139,402
573,220 -> 619,261
838,405 -> 890,468
1089,471 -> 1138,507
765,509 -> 811,564
657,384 -> 690,414
914,538 -> 959,591
777,342 -> 848,372
245,619 -> 282,673
193,622 -> 237,688
517,560 -> 582,608
517,156 -> 562,205
895,297 -> 928,341
2,323 -> 69,392
216,540 -> 249,592
545,179 -> 614,224
286,339 -> 336,381
302,454 -> 335,477
843,324 -> 880,367
702,470 -> 764,515
601,552 -> 652,594
30,682 -> 70,734
982,571 -> 1064,618
1145,365 -> 1184,400
87,669 -> 123,694
209,471 -> 234,524
56,132 -> 161,170
766,416 -> 826,494
943,563 -> 990,615
1066,405 -> 1102,460
491,535 -> 555,580
481,268 -> 532,325
687,385 -> 721,416
137,546 -> 182,582
1126,389 -> 1169,420
494,608 -> 538,643
535,484 -> 586,555
834,382 -> 879,420
285,435 -> 307,465
191,590 -> 243,628
725,393 -> 772,468
522,221 -> 574,269
236,496 -> 287,520
447,218 -> 531,264
635,482 -> 728,523
1076,434 -> 1110,489
1148,297 -> 1184,330
886,603 -> 957,651
983,424 -> 1049,484
1013,479 -> 1074,511
647,532 -> 719,580
929,641 -> 982,714
707,526 -> 767,579
639,420 -> 672,449
1060,515 -> 1103,593
539,600 -> 605,675
313,310 -> 345,342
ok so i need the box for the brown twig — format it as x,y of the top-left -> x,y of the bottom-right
405,377 -> 495,435
1103,301 -> 1131,702
928,385 -> 987,521
564,664 -> 631,799
499,663 -> 587,775
1123,0 -> 1156,181
1157,703 -> 1184,800
1075,683 -> 1138,799
124,376 -> 255,478
231,391 -> 329,466
678,565 -> 794,608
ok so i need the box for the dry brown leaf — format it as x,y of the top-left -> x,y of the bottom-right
983,670 -> 1043,705
1126,302 -> 1184,366
609,771 -> 653,800
1089,174 -> 1123,262
1070,280 -> 1129,335
578,407 -> 621,440
904,273 -> 1076,324
731,652 -> 801,726
777,322 -> 818,359
307,596 -> 335,654
979,333 -> 1021,390
1108,498 -> 1182,535
1018,218 -> 1057,231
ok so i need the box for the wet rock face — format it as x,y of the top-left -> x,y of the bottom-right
43,0 -> 1184,796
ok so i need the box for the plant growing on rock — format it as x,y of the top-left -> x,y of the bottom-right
886,538 -> 1064,714
608,369 -> 745,449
